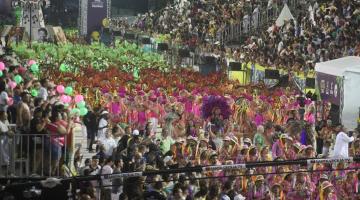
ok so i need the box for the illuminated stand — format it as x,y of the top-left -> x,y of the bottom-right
79,0 -> 111,36
19,0 -> 46,41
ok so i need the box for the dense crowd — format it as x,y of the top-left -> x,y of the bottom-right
225,0 -> 360,73
73,84 -> 360,200
1,45 -> 359,199
129,0 -> 360,74
1,1 -> 360,200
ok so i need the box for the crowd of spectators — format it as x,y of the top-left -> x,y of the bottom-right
126,0 -> 360,74
1,1 -> 360,200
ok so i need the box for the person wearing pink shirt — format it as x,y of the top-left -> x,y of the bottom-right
305,106 -> 316,125
271,134 -> 287,159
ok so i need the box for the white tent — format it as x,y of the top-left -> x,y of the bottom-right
275,4 -> 295,27
315,56 -> 360,130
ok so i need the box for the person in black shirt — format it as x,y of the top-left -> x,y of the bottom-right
29,107 -> 48,174
84,106 -> 97,152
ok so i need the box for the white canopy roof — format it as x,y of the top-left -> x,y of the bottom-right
315,56 -> 360,77
275,4 -> 295,27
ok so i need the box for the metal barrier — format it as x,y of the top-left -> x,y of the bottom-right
0,131 -> 68,177
1,156 -> 358,199
218,0 -> 306,44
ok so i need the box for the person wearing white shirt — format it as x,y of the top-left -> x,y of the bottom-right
0,111 -> 10,166
38,78 -> 49,101
97,110 -> 109,141
99,130 -> 117,158
332,125 -> 357,158
100,158 -> 114,200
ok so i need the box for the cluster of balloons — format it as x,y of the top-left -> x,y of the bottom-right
57,84 -> 88,116
0,61 -> 22,85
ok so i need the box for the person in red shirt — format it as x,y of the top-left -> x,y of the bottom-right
46,109 -> 73,176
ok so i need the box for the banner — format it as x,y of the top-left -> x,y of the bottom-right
316,72 -> 342,105
87,0 -> 108,36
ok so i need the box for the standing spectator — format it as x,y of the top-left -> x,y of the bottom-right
0,111 -> 11,167
332,124 -> 356,158
46,110 -> 72,175
97,110 -> 109,146
84,106 -> 97,152
29,107 -> 48,174
112,159 -> 123,196
16,91 -> 31,134
253,125 -> 266,150
0,80 -> 9,112
38,78 -> 49,101
99,129 -> 117,159
100,157 -> 114,200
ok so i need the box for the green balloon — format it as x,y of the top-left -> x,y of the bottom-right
60,64 -> 68,72
65,86 -> 73,95
14,75 -> 23,84
30,64 -> 39,72
31,89 -> 38,97
77,101 -> 86,108
0,71 -> 3,77
133,68 -> 139,80
79,107 -> 88,116
71,108 -> 80,115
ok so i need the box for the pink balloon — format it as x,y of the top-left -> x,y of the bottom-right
28,60 -> 36,66
74,95 -> 84,103
65,95 -> 72,103
7,98 -> 13,106
60,95 -> 68,103
8,81 -> 17,89
0,62 -> 5,71
56,85 -> 65,94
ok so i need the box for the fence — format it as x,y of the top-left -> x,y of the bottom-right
0,131 -> 70,177
218,0 -> 305,44
1,157 -> 359,199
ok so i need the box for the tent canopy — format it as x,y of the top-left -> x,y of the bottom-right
275,4 -> 295,27
315,56 -> 360,76
315,56 -> 360,130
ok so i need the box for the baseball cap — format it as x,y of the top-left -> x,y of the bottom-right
132,129 -> 140,136
101,110 -> 109,115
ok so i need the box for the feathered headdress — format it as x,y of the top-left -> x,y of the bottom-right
201,95 -> 232,120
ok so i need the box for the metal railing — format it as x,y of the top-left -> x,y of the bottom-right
0,131 -> 69,177
218,0 -> 304,44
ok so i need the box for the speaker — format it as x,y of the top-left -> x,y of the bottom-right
276,75 -> 289,87
265,69 -> 280,79
142,37 -> 151,44
229,62 -> 242,71
113,31 -> 122,36
203,56 -> 216,64
157,43 -> 169,51
306,78 -> 315,88
124,32 -> 136,40
179,49 -> 190,58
